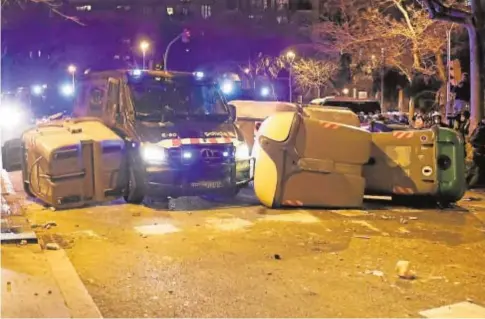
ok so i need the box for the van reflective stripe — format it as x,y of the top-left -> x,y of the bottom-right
157,137 -> 236,148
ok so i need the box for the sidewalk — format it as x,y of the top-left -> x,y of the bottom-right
1,170 -> 102,318
1,245 -> 71,318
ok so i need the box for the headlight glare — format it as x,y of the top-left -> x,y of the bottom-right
235,143 -> 250,160
0,107 -> 23,129
141,145 -> 167,164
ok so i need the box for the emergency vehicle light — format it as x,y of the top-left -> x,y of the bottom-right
131,69 -> 143,77
194,71 -> 204,79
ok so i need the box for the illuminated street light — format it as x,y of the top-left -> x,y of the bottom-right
244,68 -> 250,74
31,85 -> 43,96
67,64 -> 77,89
60,84 -> 74,96
261,86 -> 270,97
342,88 -> 350,95
286,50 -> 296,102
140,41 -> 150,70
286,50 -> 296,61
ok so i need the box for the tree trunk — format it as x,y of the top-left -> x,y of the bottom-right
317,86 -> 321,98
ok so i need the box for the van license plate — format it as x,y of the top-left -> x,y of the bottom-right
190,181 -> 224,189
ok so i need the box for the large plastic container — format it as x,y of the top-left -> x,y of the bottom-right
229,100 -> 298,150
253,112 -> 371,208
363,127 -> 466,203
21,118 -> 125,209
304,106 -> 360,127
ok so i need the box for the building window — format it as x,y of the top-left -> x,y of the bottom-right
116,5 -> 130,11
277,0 -> 288,10
201,5 -> 211,19
76,5 -> 91,11
227,0 -> 238,10
167,7 -> 174,15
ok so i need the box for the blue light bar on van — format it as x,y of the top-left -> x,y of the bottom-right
194,71 -> 204,79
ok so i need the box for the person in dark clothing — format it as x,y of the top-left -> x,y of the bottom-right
452,73 -> 470,114
466,119 -> 485,187
431,111 -> 448,128
458,110 -> 471,138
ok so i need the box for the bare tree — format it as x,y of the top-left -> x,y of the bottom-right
312,0 -> 460,83
421,0 -> 484,128
292,59 -> 338,98
1,0 -> 83,24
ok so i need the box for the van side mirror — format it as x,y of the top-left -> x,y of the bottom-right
228,104 -> 237,122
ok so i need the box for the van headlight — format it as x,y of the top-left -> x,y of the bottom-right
141,144 -> 167,164
0,106 -> 24,130
235,142 -> 250,160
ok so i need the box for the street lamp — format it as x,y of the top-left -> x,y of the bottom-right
140,41 -> 150,70
342,88 -> 350,96
164,29 -> 190,71
67,64 -> 76,89
286,50 -> 296,102
244,68 -> 250,74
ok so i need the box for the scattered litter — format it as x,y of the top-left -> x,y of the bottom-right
398,227 -> 410,234
400,217 -> 408,224
381,232 -> 390,237
354,235 -> 371,239
45,242 -> 60,250
44,221 -> 57,228
49,207 -> 56,211
409,217 -> 418,220
350,220 -> 381,232
463,197 -> 481,201
274,254 -> 281,260
419,301 -> 485,318
31,224 -> 42,229
381,215 -> 391,220
19,239 -> 27,245
396,260 -> 416,280
365,270 -> 384,277
44,224 -> 51,230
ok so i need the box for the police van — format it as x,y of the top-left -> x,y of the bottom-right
74,69 -> 252,205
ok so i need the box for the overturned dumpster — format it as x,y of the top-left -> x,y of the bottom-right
21,117 -> 126,209
252,111 -> 371,208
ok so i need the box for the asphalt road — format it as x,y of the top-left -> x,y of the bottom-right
7,171 -> 485,318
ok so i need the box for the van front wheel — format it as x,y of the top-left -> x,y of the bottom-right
123,167 -> 145,204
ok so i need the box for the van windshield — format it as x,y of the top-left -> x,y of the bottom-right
129,78 -> 229,122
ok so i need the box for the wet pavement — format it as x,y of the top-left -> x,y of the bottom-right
2,171 -> 485,318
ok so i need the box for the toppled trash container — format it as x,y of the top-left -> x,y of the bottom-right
364,127 -> 466,205
21,117 -> 126,209
304,106 -> 361,127
253,112 -> 371,208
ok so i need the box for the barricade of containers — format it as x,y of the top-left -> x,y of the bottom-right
21,117 -> 126,209
252,108 -> 466,208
